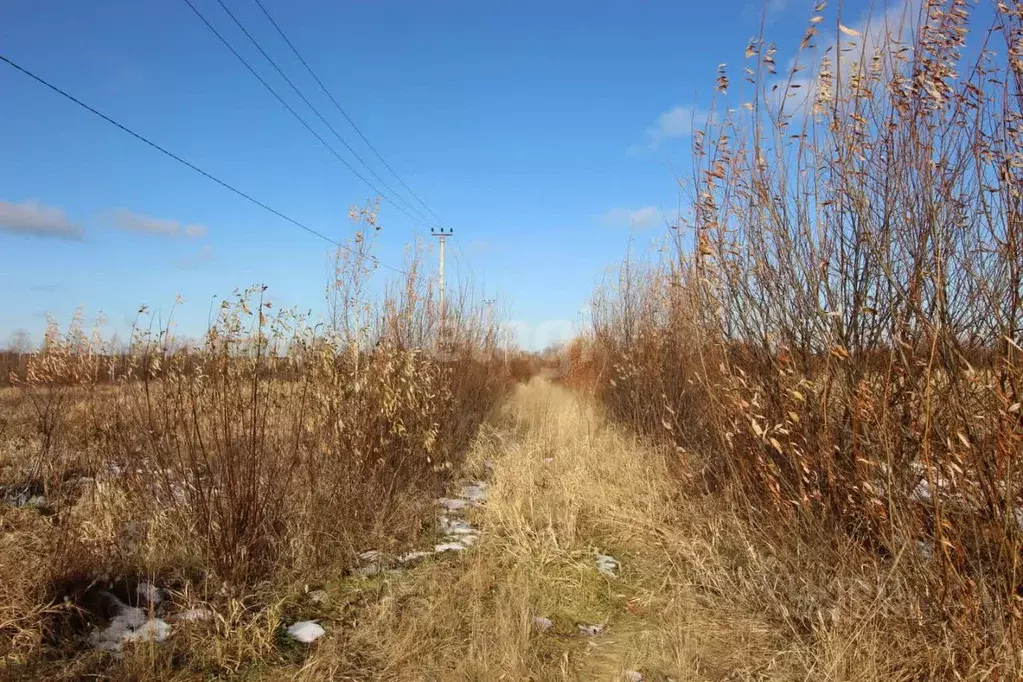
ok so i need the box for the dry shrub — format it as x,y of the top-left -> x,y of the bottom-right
0,203 -> 511,671
580,0 -> 1023,675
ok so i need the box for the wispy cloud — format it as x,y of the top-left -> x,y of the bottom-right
106,208 -> 208,239
767,0 -> 916,115
176,245 -> 214,269
0,199 -> 83,240
630,105 -> 711,153
600,206 -> 661,229
744,0 -> 791,22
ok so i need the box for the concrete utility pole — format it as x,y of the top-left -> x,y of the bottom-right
483,298 -> 496,356
431,227 -> 453,320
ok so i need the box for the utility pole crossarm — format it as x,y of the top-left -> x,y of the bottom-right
430,227 -> 454,335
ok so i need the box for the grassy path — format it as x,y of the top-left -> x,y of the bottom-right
291,378 -> 792,681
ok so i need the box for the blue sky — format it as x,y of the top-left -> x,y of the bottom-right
1,0 -> 881,349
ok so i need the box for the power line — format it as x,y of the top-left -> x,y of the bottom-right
180,0 -> 429,228
251,0 -> 447,227
0,52 -> 407,275
209,0 -> 432,225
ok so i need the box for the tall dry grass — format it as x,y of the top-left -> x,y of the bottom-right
0,204 -> 515,676
576,0 -> 1023,675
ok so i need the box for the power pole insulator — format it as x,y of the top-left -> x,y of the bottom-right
430,227 -> 454,342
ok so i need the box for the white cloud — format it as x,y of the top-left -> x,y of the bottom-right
600,206 -> 661,229
768,0 -> 917,115
741,0 -> 791,23
0,199 -> 82,240
630,105 -> 711,153
107,208 -> 207,238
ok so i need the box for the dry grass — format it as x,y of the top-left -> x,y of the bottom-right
5,1 -> 1023,677
571,0 -> 1023,676
0,206 -> 516,678
319,379 -> 802,681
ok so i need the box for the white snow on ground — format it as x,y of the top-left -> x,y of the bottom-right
440,518 -> 476,535
88,592 -> 171,653
136,581 -> 164,606
911,478 -> 933,503
432,480 -> 487,551
438,498 -> 468,511
350,479 -> 488,572
286,620 -> 325,643
595,550 -> 619,577
577,623 -> 605,636
533,616 -> 554,631
398,550 -> 433,564
354,563 -> 386,577
625,671 -> 645,681
170,608 -> 213,623
917,540 -> 934,561
434,542 -> 467,553
1,488 -> 45,508
460,482 -> 488,504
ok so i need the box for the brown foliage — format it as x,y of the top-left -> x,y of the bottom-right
578,1 -> 1023,675
0,209 -> 512,669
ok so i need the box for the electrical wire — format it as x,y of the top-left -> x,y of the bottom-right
211,0 -> 432,224
251,0 -> 448,227
181,0 -> 429,228
0,52 -> 408,275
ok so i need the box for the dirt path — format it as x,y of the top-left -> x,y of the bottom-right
288,378 -> 791,681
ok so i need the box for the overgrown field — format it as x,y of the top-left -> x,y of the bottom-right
571,0 -> 1023,677
0,209 -> 520,678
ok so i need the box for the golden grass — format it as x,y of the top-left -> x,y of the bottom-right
5,369 -> 1010,679
318,377 -> 1020,680
569,3 -> 1023,676
0,210 -> 514,677
285,378 -> 798,681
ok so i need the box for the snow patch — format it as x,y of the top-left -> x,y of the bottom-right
354,564 -> 403,578
136,581 -> 164,606
398,550 -> 433,564
286,620 -> 325,643
88,592 -> 171,653
434,542 -> 467,553
595,550 -> 619,577
440,518 -> 477,535
916,540 -> 934,561
533,616 -> 553,632
438,498 -> 467,511
577,623 -> 605,636
170,608 -> 213,623
459,482 -> 488,504
911,478 -> 933,503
